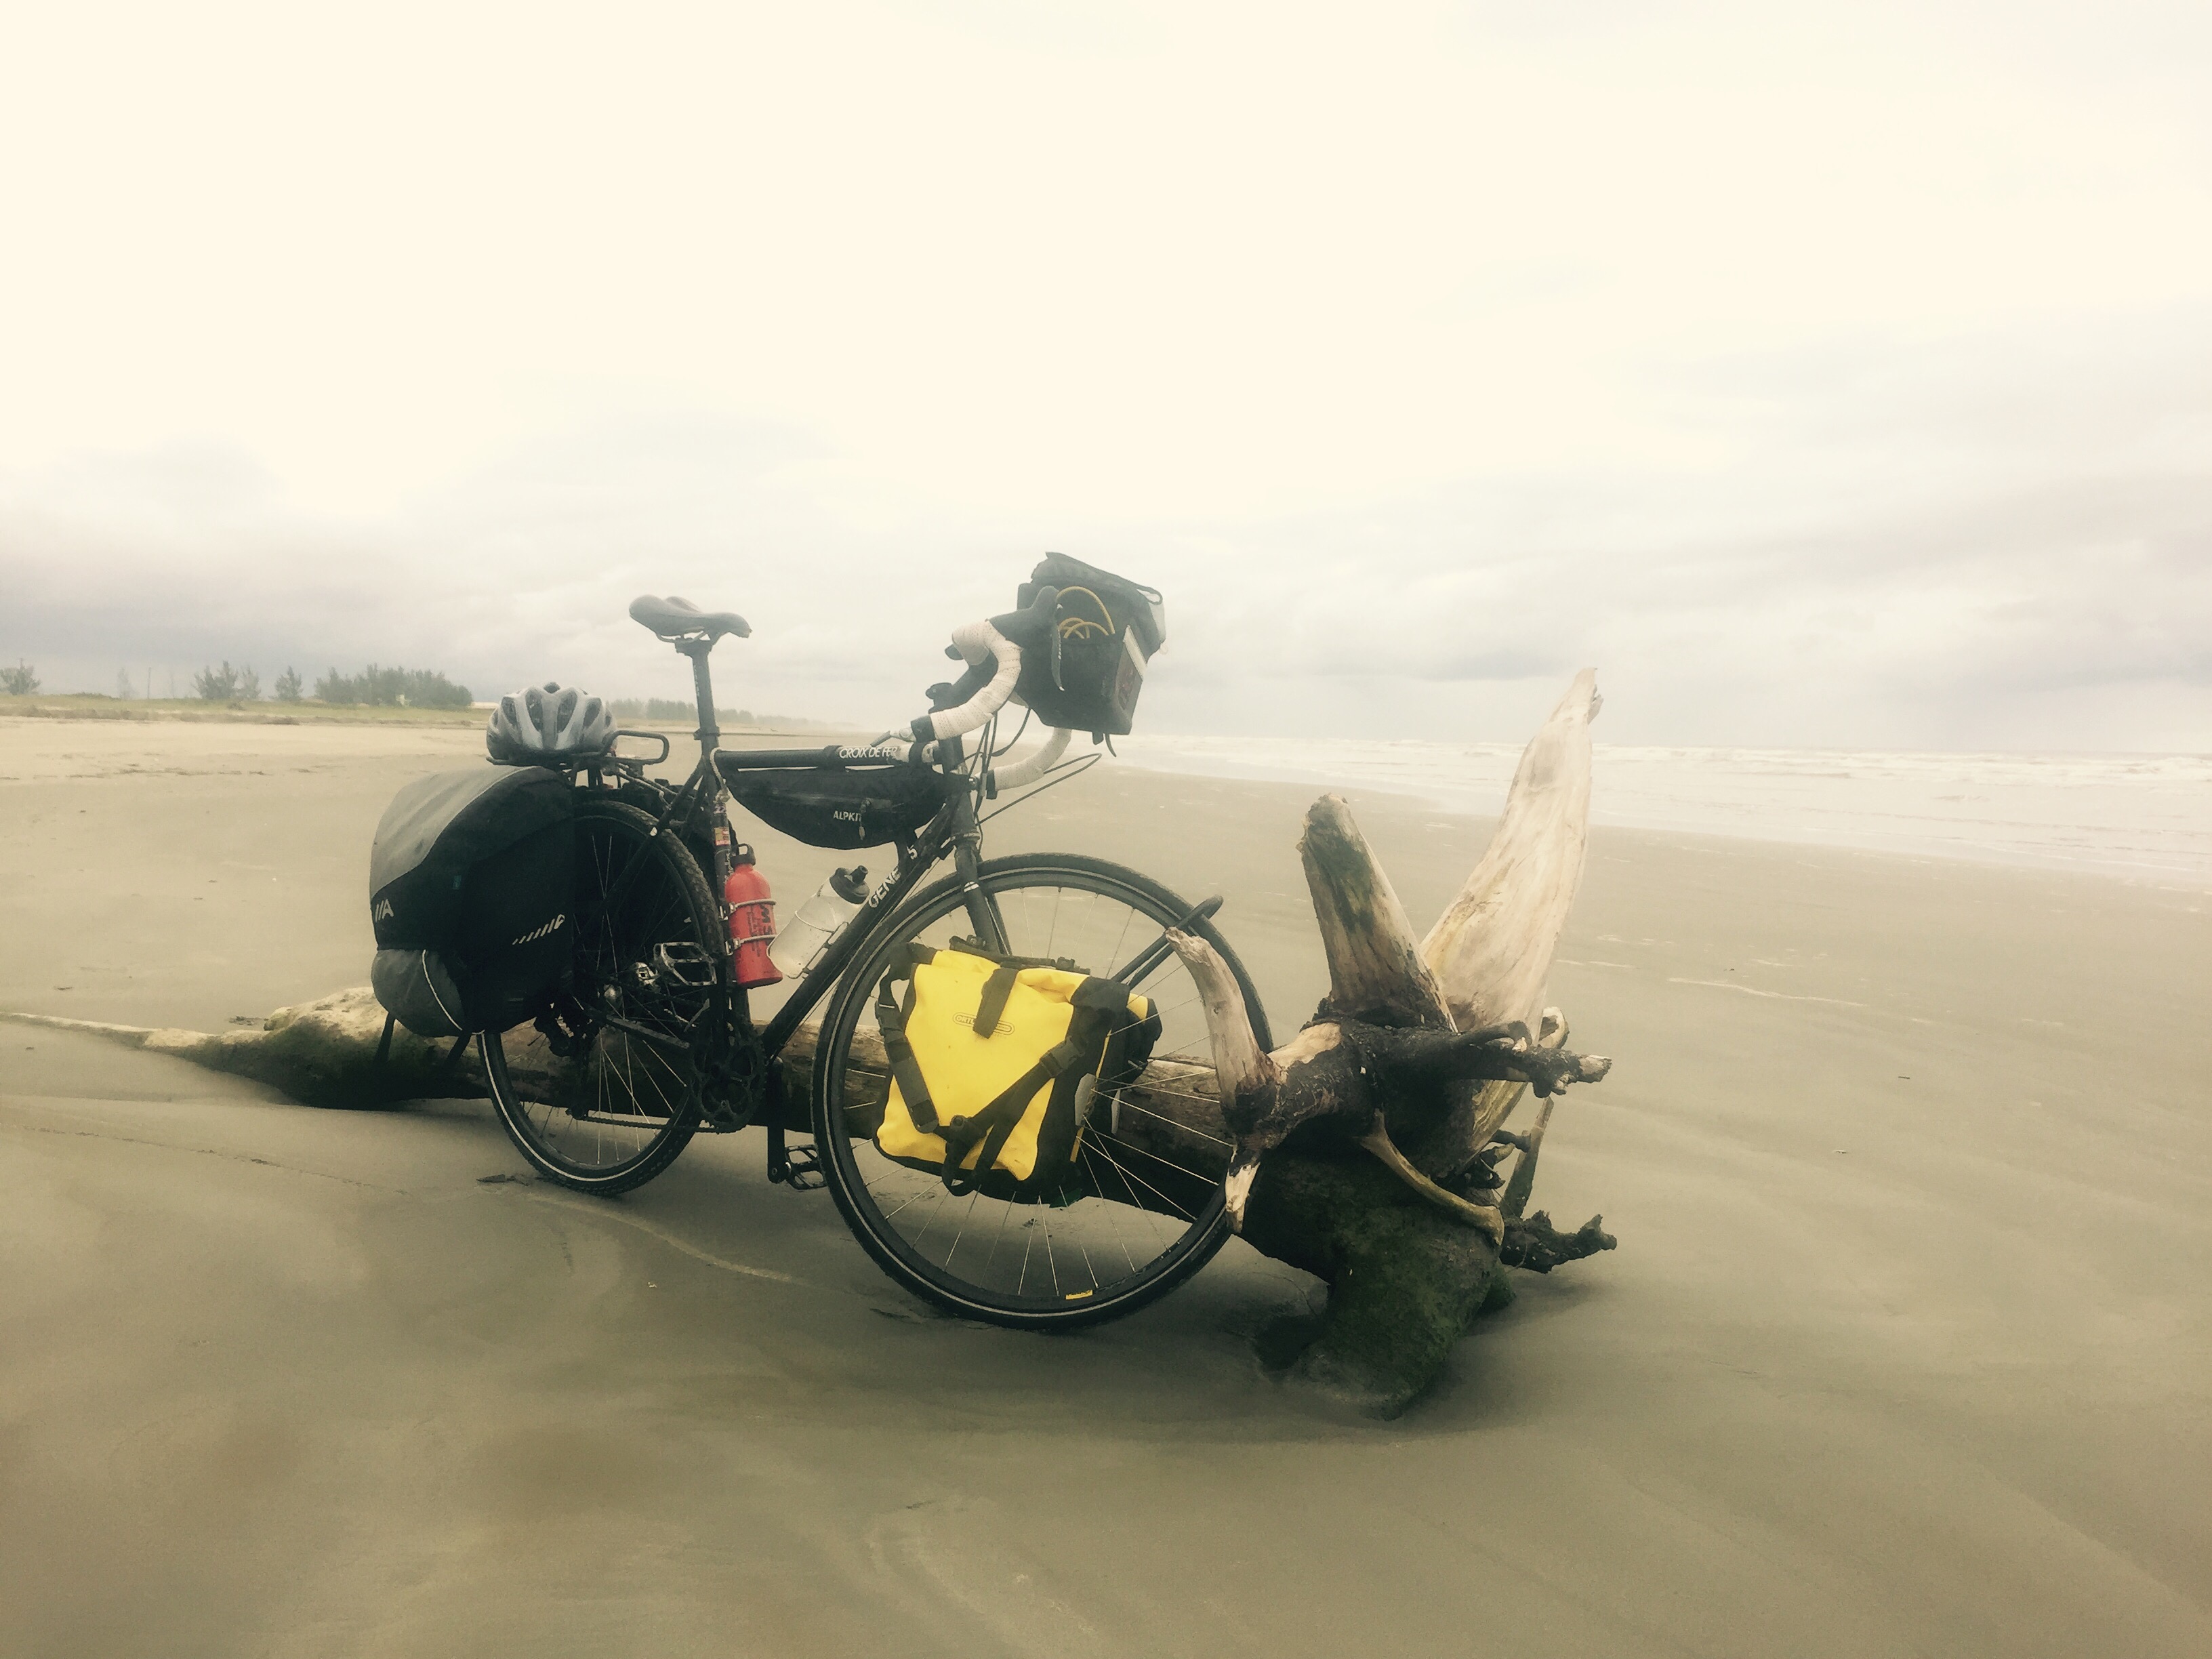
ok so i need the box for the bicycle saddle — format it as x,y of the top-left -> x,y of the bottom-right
629,594 -> 752,643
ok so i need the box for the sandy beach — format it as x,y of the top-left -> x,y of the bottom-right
3,716 -> 2207,1657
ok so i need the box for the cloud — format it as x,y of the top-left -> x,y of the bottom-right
2,1 -> 2209,751
7,328 -> 2207,752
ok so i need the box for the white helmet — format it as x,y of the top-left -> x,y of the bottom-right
487,682 -> 614,764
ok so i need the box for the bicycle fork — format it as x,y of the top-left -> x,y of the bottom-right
951,802 -> 1011,955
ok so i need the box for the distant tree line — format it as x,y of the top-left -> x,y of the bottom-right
313,666 -> 473,708
3,659 -> 474,705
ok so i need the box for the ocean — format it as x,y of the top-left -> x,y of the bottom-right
1112,734 -> 2212,888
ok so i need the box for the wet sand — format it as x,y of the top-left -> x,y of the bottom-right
3,717 -> 2208,1657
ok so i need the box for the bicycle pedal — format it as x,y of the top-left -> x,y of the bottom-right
771,1142 -> 825,1190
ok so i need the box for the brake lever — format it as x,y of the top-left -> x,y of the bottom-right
989,586 -> 1063,690
930,659 -> 995,712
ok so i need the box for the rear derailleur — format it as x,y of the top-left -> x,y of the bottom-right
534,992 -> 598,1062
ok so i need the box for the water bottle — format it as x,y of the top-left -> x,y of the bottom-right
769,865 -> 868,979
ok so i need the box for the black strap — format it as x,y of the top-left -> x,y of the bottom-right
944,939 -> 1078,973
375,1012 -> 395,1067
970,962 -> 1019,1040
938,1037 -> 1084,1196
875,968 -> 940,1134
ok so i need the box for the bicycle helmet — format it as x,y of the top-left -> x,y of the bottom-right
487,681 -> 615,764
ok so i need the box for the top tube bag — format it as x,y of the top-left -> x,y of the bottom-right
871,940 -> 1160,1203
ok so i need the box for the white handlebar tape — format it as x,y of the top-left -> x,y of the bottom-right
921,620 -> 1023,741
989,726 -> 1071,790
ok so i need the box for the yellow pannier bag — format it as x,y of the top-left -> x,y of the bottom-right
872,941 -> 1159,1200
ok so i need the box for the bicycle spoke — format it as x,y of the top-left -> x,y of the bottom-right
1104,907 -> 1138,978
1079,1145 -> 1141,1274
1081,1134 -> 1198,1221
983,1194 -> 1015,1277
1109,1095 -> 1234,1150
943,1189 -> 983,1270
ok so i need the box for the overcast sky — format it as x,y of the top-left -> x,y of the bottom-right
3,1 -> 2207,749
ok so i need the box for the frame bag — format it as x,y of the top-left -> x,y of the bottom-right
871,941 -> 1160,1201
723,763 -> 951,851
1012,554 -> 1166,738
369,766 -> 575,1038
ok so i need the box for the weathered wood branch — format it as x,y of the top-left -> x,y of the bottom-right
1421,668 -> 1599,1033
3,991 -> 499,1109
1173,918 -> 1281,1103
1497,1097 -> 1554,1221
1298,796 -> 1454,1031
1357,1122 -> 1503,1244
1416,672 -> 1600,1174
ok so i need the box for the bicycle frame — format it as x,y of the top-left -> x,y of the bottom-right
598,632 -> 1009,1168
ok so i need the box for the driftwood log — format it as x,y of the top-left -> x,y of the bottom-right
1153,670 -> 1616,1411
3,993 -> 498,1108
3,673 -> 1617,1415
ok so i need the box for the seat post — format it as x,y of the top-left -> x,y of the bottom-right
680,640 -> 720,757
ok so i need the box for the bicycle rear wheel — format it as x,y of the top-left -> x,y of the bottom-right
482,797 -> 712,1193
811,854 -> 1273,1329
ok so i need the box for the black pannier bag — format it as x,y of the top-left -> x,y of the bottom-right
368,766 -> 575,1038
724,762 -> 952,851
1012,553 -> 1166,737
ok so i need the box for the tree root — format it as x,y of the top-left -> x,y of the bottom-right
1240,1150 -> 1511,1419
1498,1210 -> 1616,1273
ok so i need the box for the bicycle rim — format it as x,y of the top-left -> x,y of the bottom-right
813,854 -> 1272,1328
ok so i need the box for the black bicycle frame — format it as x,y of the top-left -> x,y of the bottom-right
628,634 -> 1010,1107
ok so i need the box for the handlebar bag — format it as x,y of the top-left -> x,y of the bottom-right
726,763 -> 952,851
870,941 -> 1161,1202
369,766 -> 575,1037
1011,554 -> 1166,739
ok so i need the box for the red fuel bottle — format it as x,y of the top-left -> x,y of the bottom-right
724,844 -> 782,987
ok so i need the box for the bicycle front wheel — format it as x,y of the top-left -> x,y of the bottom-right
483,796 -> 712,1193
811,854 -> 1273,1329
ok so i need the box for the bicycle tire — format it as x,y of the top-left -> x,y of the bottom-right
811,853 -> 1273,1330
482,796 -> 714,1193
